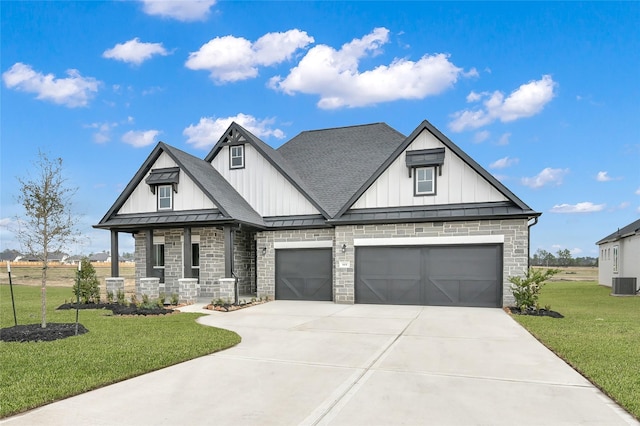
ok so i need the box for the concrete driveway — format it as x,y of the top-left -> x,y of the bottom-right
2,301 -> 637,426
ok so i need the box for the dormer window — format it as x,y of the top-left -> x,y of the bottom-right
415,167 -> 435,195
230,145 -> 245,169
145,167 -> 179,211
406,148 -> 444,197
157,185 -> 173,210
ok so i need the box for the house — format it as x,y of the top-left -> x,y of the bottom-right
21,251 -> 68,263
89,252 -> 111,263
596,218 -> 640,292
95,120 -> 540,307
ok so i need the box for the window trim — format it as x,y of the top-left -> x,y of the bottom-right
157,184 -> 173,211
414,166 -> 436,196
230,145 -> 245,169
152,241 -> 165,283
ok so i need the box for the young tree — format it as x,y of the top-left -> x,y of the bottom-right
15,150 -> 78,328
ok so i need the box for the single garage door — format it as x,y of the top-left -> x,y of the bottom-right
355,245 -> 502,307
275,248 -> 332,301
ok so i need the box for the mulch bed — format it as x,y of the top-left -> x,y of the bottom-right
57,302 -> 174,316
0,303 -> 176,343
206,299 -> 269,312
507,306 -> 564,318
0,323 -> 89,343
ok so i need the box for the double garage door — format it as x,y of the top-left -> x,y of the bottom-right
355,245 -> 502,307
274,245 -> 502,307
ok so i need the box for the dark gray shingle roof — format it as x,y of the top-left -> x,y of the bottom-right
596,218 -> 640,245
277,123 -> 406,218
96,142 -> 264,230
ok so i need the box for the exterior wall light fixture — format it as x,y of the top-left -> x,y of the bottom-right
341,244 -> 347,253
262,247 -> 267,256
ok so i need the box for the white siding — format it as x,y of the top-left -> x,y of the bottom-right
599,235 -> 640,286
118,152 -> 216,214
352,129 -> 508,209
211,144 -> 320,216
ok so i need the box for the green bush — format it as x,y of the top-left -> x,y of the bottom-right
71,259 -> 100,304
509,268 -> 559,310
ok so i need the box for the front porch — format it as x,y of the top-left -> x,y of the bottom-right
105,224 -> 258,305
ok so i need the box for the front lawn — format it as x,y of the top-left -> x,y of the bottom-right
0,284 -> 240,418
512,281 -> 640,420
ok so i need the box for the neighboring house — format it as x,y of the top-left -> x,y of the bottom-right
596,218 -> 640,291
95,120 -> 540,307
66,255 -> 84,265
0,250 -> 22,262
89,252 -> 111,263
21,252 -> 68,263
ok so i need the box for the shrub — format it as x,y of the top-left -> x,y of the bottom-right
130,294 -> 139,307
170,293 -> 179,306
106,291 -> 114,304
116,289 -> 126,305
72,258 -> 100,304
509,268 -> 559,310
159,292 -> 166,305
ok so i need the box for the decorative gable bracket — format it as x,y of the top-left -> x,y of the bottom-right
145,167 -> 180,194
405,148 -> 445,177
220,127 -> 248,146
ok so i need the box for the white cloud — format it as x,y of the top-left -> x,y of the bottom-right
595,171 -> 622,182
489,156 -> 519,170
449,75 -> 557,132
270,27 -> 472,109
2,62 -> 99,107
550,202 -> 606,213
85,122 -> 117,144
636,187 -> 640,195
521,167 -> 569,189
185,30 -> 314,83
122,129 -> 160,148
473,130 -> 490,143
496,132 -> 511,146
184,113 -> 285,149
571,247 -> 583,256
103,38 -> 170,65
140,0 -> 216,21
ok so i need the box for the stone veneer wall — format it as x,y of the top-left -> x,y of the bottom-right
255,228 -> 334,300
334,219 -> 529,306
134,227 -> 225,299
233,229 -> 255,294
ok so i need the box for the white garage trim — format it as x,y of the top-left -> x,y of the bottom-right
353,235 -> 504,247
274,240 -> 333,249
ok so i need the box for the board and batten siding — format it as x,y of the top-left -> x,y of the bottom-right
352,129 -> 508,209
211,144 -> 320,216
118,152 -> 216,214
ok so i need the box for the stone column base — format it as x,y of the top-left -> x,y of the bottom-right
105,277 -> 125,301
179,278 -> 198,304
214,278 -> 236,304
139,277 -> 160,299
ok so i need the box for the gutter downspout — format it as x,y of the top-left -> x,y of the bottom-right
527,217 -> 539,270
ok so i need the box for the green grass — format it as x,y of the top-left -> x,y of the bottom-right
0,285 -> 240,418
512,281 -> 640,419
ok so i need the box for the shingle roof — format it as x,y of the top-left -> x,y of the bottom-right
277,123 -> 406,218
163,144 -> 264,227
96,142 -> 264,230
204,123 -> 328,217
596,218 -> 640,245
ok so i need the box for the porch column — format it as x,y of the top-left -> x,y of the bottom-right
224,224 -> 234,278
110,229 -> 119,277
145,229 -> 154,277
183,227 -> 192,278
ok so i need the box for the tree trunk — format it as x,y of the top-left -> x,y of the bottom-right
41,261 -> 47,328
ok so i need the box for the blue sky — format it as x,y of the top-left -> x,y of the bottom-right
1,1 -> 639,258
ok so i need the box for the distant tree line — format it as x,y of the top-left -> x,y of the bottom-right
530,249 -> 598,267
